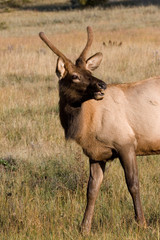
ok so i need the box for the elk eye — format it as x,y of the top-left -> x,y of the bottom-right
72,74 -> 78,79
72,74 -> 80,83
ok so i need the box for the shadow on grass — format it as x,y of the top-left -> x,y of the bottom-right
0,156 -> 17,171
105,0 -> 160,8
3,0 -> 160,12
148,212 -> 160,225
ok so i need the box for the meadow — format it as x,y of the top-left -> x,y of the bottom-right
0,0 -> 160,239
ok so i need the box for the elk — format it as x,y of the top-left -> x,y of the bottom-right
39,27 -> 160,235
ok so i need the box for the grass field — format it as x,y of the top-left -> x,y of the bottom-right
0,1 -> 160,239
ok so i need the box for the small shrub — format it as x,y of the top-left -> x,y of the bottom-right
0,22 -> 7,30
71,0 -> 109,7
0,0 -> 30,8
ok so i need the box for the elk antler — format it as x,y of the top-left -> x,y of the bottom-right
76,26 -> 93,66
39,32 -> 69,63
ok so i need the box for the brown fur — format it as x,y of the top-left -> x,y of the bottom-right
39,27 -> 160,235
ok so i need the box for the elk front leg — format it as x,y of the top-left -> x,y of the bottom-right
119,145 -> 146,227
81,159 -> 106,235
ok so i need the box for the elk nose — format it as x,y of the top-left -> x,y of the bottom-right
97,81 -> 107,90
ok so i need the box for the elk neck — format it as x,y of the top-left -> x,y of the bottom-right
59,94 -> 83,140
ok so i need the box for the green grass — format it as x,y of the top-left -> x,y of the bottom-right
0,1 -> 160,239
0,153 -> 159,239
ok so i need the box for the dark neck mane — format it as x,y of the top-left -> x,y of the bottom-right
59,98 -> 82,140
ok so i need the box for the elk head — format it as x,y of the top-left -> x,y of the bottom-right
39,26 -> 106,104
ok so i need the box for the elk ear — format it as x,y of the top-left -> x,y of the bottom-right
86,52 -> 103,71
56,57 -> 66,79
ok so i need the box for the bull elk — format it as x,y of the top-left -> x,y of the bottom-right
39,27 -> 160,234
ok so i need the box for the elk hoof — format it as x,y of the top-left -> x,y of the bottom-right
81,225 -> 91,236
136,217 -> 147,229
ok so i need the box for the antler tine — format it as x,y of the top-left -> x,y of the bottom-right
76,26 -> 93,64
39,32 -> 69,63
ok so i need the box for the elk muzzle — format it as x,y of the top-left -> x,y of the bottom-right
94,81 -> 107,100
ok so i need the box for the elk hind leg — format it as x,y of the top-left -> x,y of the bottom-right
119,145 -> 146,227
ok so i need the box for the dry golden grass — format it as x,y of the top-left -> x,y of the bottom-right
0,1 -> 160,239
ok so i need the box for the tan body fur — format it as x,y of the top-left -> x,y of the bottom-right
75,76 -> 160,160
